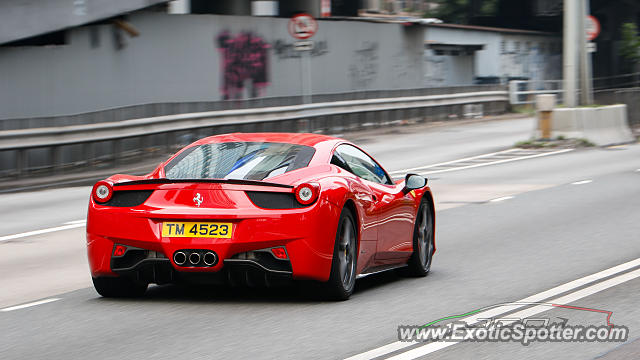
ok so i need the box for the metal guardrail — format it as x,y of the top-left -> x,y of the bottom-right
508,80 -> 564,105
0,89 -> 508,178
0,85 -> 505,130
593,72 -> 640,90
509,73 -> 640,106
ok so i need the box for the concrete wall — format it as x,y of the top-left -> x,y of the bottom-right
500,34 -> 562,82
0,12 -> 425,120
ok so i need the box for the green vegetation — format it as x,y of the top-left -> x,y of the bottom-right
425,0 -> 499,23
620,23 -> 640,65
511,105 -> 535,115
515,137 -> 595,149
577,138 -> 596,147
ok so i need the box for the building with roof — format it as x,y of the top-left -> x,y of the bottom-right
423,23 -> 561,87
0,0 -> 170,45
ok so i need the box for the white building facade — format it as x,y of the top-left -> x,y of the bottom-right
424,23 -> 562,87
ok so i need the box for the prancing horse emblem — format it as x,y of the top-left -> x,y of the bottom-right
193,193 -> 203,207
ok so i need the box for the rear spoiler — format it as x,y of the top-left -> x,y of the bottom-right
112,178 -> 293,189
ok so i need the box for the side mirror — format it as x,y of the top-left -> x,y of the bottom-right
403,174 -> 427,193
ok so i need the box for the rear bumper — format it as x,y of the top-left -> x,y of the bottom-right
86,198 -> 341,282
102,247 -> 294,286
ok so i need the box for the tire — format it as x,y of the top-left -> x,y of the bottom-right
405,199 -> 434,277
324,208 -> 358,300
92,276 -> 148,298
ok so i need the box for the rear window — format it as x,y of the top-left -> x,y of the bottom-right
164,142 -> 316,181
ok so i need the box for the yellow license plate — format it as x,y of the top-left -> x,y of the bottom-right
162,222 -> 232,238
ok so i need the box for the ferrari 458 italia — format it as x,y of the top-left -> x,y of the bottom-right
87,133 -> 435,300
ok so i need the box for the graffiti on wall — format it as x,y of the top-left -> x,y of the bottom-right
544,54 -> 562,81
501,43 -> 561,82
502,52 -> 561,81
349,42 -> 379,89
424,52 -> 447,86
273,39 -> 329,59
216,31 -> 270,100
391,50 -> 420,87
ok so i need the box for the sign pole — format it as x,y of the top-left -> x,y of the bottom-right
299,49 -> 305,103
579,3 -> 594,105
299,49 -> 311,104
303,50 -> 312,103
288,14 -> 318,104
563,0 -> 578,107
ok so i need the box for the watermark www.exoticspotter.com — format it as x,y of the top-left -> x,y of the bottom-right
398,302 -> 629,346
398,322 -> 629,345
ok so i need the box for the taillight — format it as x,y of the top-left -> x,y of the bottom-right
270,247 -> 288,259
92,181 -> 113,203
294,182 -> 320,205
113,244 -> 127,257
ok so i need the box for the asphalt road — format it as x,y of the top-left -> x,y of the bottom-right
1,116 -> 639,360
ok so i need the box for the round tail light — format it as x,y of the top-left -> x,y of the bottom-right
92,181 -> 113,203
295,182 -> 320,205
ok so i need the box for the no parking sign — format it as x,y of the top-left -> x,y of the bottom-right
288,13 -> 318,40
586,15 -> 600,41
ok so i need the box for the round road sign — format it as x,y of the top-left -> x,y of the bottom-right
288,14 -> 318,40
586,15 -> 600,41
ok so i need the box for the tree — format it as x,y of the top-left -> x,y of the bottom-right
620,22 -> 640,66
428,0 -> 470,23
425,0 -> 499,23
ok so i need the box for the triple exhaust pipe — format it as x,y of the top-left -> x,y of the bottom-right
173,250 -> 218,267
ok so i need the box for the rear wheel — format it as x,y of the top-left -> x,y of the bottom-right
324,209 -> 358,300
405,200 -> 434,276
92,276 -> 148,298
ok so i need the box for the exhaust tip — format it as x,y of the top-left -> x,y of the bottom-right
189,252 -> 201,265
203,252 -> 218,266
173,251 -> 187,266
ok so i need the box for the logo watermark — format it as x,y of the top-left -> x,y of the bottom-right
398,302 -> 629,346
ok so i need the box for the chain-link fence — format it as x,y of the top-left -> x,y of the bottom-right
593,72 -> 640,91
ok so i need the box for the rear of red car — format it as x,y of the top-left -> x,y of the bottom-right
86,138 -> 342,288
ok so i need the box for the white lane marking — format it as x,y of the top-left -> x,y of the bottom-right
571,180 -> 593,185
635,169 -> 640,172
415,149 -> 574,176
0,298 -> 61,312
490,196 -> 514,202
0,223 -> 85,242
346,342 -> 411,360
388,149 -> 521,175
502,269 -> 640,324
344,256 -> 640,360
64,219 -> 87,225
387,268 -> 640,360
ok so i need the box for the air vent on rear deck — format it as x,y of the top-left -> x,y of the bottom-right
101,190 -> 154,207
246,191 -> 307,209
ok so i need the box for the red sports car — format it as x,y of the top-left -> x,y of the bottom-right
87,133 -> 435,300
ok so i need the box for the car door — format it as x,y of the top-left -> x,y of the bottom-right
333,145 -> 415,263
330,149 -> 378,271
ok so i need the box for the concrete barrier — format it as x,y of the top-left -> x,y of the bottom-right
538,104 -> 635,146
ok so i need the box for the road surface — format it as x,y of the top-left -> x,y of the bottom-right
1,116 -> 639,360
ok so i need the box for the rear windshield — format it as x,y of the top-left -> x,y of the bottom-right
164,142 -> 316,181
